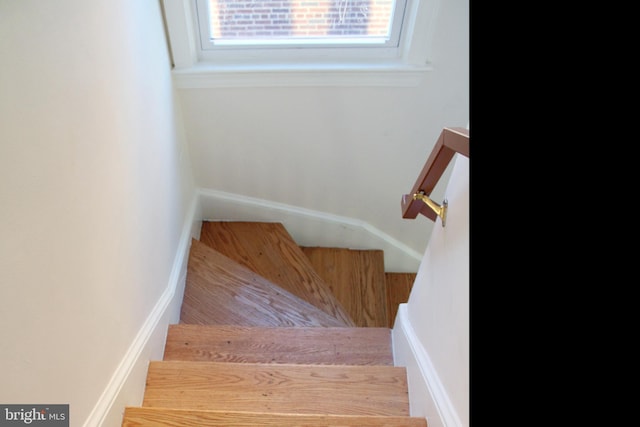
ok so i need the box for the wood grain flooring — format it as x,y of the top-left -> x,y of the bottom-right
181,239 -> 346,327
385,272 -> 416,327
199,222 -> 355,326
301,247 -> 388,327
123,407 -> 427,426
143,361 -> 410,416
164,324 -> 394,365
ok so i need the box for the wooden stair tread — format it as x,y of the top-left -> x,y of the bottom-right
143,360 -> 410,416
385,272 -> 416,327
301,246 -> 388,327
200,221 -> 355,326
181,239 -> 346,327
122,407 -> 427,426
164,324 -> 394,365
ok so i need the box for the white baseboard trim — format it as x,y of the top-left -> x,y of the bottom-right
392,304 -> 462,427
197,188 -> 422,272
82,193 -> 200,427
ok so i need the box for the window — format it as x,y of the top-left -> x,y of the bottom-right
162,0 -> 434,86
195,0 -> 406,51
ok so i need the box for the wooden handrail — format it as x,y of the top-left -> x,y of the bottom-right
401,127 -> 470,222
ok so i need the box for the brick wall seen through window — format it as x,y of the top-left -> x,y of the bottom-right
207,0 -> 395,40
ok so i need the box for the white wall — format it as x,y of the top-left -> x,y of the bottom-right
392,154 -> 469,427
0,1 -> 195,425
175,0 -> 469,263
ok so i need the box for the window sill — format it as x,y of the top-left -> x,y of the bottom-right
171,60 -> 432,88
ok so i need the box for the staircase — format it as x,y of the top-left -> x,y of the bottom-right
122,221 -> 422,426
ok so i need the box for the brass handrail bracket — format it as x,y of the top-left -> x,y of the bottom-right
413,191 -> 447,227
401,127 -> 468,223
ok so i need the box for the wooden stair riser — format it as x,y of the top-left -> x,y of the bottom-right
384,272 -> 416,327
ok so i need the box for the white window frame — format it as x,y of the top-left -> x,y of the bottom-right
161,0 -> 438,87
